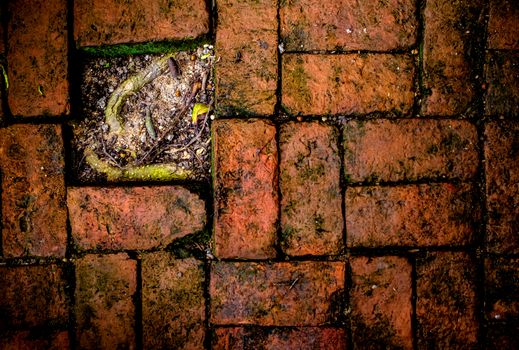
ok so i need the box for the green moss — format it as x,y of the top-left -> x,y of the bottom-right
79,37 -> 210,58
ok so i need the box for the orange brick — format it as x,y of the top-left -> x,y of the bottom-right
74,254 -> 136,349
487,0 -> 519,50
74,0 -> 209,46
212,327 -> 347,350
0,331 -> 69,350
416,252 -> 478,348
0,265 -> 68,330
350,256 -> 412,349
421,0 -> 484,116
346,184 -> 479,247
68,186 -> 206,251
210,261 -> 345,326
343,119 -> 479,182
280,122 -> 343,256
142,253 -> 206,349
213,119 -> 278,259
280,0 -> 417,51
282,54 -> 415,116
216,0 -> 278,115
7,0 -> 69,116
485,258 -> 519,322
0,124 -> 67,257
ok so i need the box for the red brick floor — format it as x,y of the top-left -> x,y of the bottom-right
0,0 -> 518,348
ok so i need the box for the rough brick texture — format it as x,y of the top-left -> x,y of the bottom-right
282,54 -> 415,116
213,119 -> 278,259
0,124 -> 67,257
74,0 -> 209,46
350,256 -> 412,349
485,258 -> 519,322
0,331 -> 69,350
216,0 -> 277,115
280,0 -> 417,51
485,120 -> 519,254
0,265 -> 68,331
343,119 -> 479,183
484,51 -> 519,117
487,0 -> 519,50
416,252 -> 478,349
68,186 -> 206,251
421,0 -> 484,116
142,253 -> 206,349
7,0 -> 69,117
210,261 -> 345,326
280,122 -> 343,256
74,254 -> 136,349
212,327 -> 347,350
346,184 -> 479,247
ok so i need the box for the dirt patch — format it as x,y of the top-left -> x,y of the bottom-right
70,46 -> 215,182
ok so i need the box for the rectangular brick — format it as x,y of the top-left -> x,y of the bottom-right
0,124 -> 67,257
74,253 -> 136,349
282,54 -> 415,116
280,0 -> 417,51
142,253 -> 206,349
350,256 -> 412,349
74,0 -> 209,47
485,258 -> 519,322
421,0 -> 484,116
487,0 -> 519,49
485,121 -> 519,254
344,119 -> 479,183
68,186 -> 206,251
416,252 -> 478,349
484,51 -> 519,117
7,0 -> 69,117
0,331 -> 69,350
0,265 -> 68,330
346,184 -> 479,247
212,327 -> 347,350
280,122 -> 343,256
213,119 -> 278,259
216,0 -> 277,115
210,261 -> 345,326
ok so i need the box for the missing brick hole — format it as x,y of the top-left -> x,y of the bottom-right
70,46 -> 215,183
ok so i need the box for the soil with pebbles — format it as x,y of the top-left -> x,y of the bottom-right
70,47 -> 214,183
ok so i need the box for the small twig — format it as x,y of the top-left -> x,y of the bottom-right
98,135 -> 122,168
289,277 -> 299,290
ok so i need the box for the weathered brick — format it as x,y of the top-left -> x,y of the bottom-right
416,252 -> 478,349
350,256 -> 412,349
421,0 -> 484,116
68,186 -> 206,251
216,0 -> 277,115
142,253 -> 205,349
280,0 -> 417,51
485,258 -> 519,322
282,54 -> 415,116
346,184 -> 479,247
485,121 -> 519,254
7,0 -> 69,117
484,51 -> 519,117
487,0 -> 519,50
212,327 -> 347,350
0,124 -> 67,257
213,119 -> 278,259
0,330 -> 69,350
280,122 -> 343,256
344,119 -> 479,183
74,0 -> 209,47
0,265 -> 68,330
210,261 -> 345,326
75,254 -> 136,349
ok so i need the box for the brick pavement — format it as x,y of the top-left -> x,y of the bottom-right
0,0 -> 517,348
